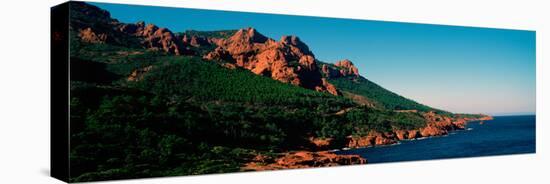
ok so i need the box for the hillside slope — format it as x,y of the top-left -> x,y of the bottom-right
319,60 -> 448,113
65,2 -> 491,182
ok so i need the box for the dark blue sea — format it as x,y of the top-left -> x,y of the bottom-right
336,115 -> 536,163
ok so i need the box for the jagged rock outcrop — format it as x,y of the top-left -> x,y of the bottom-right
71,2 -> 192,55
72,3 -> 341,95
118,22 -> 191,55
394,130 -> 407,140
78,28 -> 108,44
321,59 -> 360,79
335,59 -> 360,76
70,2 -> 129,45
420,111 -> 467,136
205,27 -> 340,95
243,151 -> 366,171
322,78 -> 340,96
204,47 -> 235,63
394,130 -> 421,140
346,132 -> 397,148
181,34 -> 211,47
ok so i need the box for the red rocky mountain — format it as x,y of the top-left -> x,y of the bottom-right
204,28 -> 340,95
117,21 -> 190,55
321,59 -> 360,79
70,2 -> 383,97
71,2 -> 340,95
71,2 -> 196,55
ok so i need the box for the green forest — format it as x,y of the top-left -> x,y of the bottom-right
69,41 -> 432,181
65,2 -> 470,182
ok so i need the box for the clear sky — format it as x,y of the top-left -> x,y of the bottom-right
91,2 -> 536,115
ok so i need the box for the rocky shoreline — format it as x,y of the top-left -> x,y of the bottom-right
315,111 -> 493,149
243,112 -> 493,171
344,112 -> 493,148
242,151 -> 366,171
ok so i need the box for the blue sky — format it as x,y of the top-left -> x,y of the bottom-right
91,2 -> 536,115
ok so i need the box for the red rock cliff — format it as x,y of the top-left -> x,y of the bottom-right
321,59 -> 360,79
118,21 -> 192,55
71,3 -> 341,95
243,151 -> 366,171
204,27 -> 340,95
71,2 -> 193,55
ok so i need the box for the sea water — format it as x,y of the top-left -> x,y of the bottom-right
336,115 -> 536,163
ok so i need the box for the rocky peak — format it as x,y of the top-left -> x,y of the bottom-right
335,59 -> 360,76
280,35 -> 313,57
117,21 -> 192,55
71,2 -> 192,55
230,27 -> 269,44
321,59 -> 360,79
71,2 -> 340,95
70,2 -> 114,26
217,27 -> 273,55
280,35 -> 299,45
204,27 -> 340,95
70,2 -> 124,45
136,24 -> 184,54
142,24 -> 160,36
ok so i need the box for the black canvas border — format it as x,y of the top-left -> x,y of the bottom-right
51,1 -> 70,183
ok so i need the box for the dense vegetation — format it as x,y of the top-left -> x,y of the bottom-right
68,39 -> 433,181
58,2 -> 501,182
133,58 -> 354,108
66,3 -> 458,181
329,76 -> 449,114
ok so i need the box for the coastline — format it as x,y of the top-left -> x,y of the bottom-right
334,115 -> 534,164
242,112 -> 493,171
344,112 -> 494,149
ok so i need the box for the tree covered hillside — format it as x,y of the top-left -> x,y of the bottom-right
64,2 -> 475,182
69,42 -> 429,182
